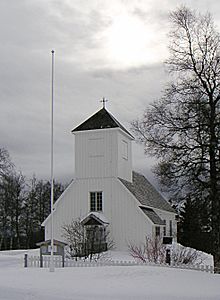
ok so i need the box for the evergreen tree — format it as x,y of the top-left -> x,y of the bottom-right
178,196 -> 212,253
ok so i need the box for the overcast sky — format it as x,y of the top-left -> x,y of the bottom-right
1,0 -> 220,184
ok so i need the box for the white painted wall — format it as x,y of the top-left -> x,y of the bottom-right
73,128 -> 132,182
109,179 -> 153,249
154,208 -> 177,242
44,177 -> 154,250
117,131 -> 132,182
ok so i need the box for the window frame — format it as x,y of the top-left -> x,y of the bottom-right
155,226 -> 160,237
89,191 -> 103,212
122,140 -> 128,160
163,220 -> 166,236
169,220 -> 173,237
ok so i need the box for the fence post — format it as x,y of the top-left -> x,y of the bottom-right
165,249 -> 171,265
62,255 -> 65,268
24,254 -> 28,267
205,265 -> 210,273
40,255 -> 43,268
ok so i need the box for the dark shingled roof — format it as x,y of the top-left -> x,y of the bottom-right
119,171 -> 176,213
72,107 -> 133,138
140,207 -> 165,225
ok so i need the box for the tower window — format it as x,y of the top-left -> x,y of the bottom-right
122,140 -> 128,160
163,220 -> 166,236
155,226 -> 160,237
169,220 -> 173,236
90,192 -> 103,212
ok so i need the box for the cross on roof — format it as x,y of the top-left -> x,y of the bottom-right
100,97 -> 108,108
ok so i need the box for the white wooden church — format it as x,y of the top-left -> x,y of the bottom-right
42,106 -> 177,250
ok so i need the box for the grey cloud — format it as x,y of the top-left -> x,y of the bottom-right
1,0 -> 220,184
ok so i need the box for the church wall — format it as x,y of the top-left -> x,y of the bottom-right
44,176 -> 153,251
74,129 -> 118,179
74,128 -> 133,182
108,179 -> 153,250
117,131 -> 132,182
154,208 -> 177,242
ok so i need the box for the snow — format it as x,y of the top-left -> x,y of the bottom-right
0,249 -> 220,300
81,211 -> 110,225
170,243 -> 214,267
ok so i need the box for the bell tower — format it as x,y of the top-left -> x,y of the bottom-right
72,106 -> 134,182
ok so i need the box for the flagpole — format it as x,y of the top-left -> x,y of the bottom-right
49,49 -> 55,272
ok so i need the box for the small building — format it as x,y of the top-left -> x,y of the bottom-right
36,239 -> 66,267
42,107 -> 177,250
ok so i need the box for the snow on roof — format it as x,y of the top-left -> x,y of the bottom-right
81,212 -> 109,226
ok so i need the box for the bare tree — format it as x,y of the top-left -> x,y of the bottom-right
62,218 -> 114,261
132,7 -> 220,272
23,176 -> 64,248
129,237 -> 166,264
62,219 -> 85,260
172,244 -> 205,266
129,237 -> 205,266
0,171 -> 25,249
0,148 -> 65,249
0,148 -> 13,178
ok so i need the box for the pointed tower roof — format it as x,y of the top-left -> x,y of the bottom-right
71,107 -> 134,138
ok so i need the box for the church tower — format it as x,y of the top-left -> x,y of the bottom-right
72,107 -> 134,182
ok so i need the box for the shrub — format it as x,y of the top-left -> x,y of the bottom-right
129,236 -> 166,264
62,218 -> 114,261
171,244 -> 205,266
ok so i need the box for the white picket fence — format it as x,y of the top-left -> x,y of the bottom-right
25,255 -> 214,273
26,255 -> 63,268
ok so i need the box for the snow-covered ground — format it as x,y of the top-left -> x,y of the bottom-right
0,249 -> 220,300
